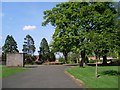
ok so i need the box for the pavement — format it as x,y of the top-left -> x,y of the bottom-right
2,65 -> 84,88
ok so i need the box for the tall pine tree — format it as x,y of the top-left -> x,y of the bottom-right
39,38 -> 50,61
22,35 -> 36,55
2,35 -> 19,53
2,35 -> 19,60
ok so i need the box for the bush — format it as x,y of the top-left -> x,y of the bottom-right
31,55 -> 37,61
68,53 -> 80,64
49,52 -> 56,62
24,54 -> 36,65
58,57 -> 65,63
89,59 -> 96,63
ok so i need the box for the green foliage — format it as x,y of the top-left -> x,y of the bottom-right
42,2 -> 118,64
115,18 -> 120,59
2,35 -> 19,54
24,54 -> 34,64
40,38 -> 50,61
2,35 -> 19,61
42,2 -> 81,63
58,57 -> 65,63
31,55 -> 37,61
68,52 -> 80,64
49,52 -> 56,62
77,2 -> 117,56
22,35 -> 36,55
24,54 -> 36,61
89,59 -> 96,63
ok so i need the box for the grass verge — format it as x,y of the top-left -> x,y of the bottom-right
0,65 -> 28,78
67,66 -> 119,88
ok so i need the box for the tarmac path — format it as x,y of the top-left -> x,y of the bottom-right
2,65 -> 83,88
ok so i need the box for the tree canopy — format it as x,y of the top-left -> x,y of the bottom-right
2,35 -> 19,53
39,38 -> 50,61
22,34 -> 36,55
42,2 -> 118,65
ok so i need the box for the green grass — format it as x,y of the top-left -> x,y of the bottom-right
67,66 -> 119,88
0,65 -> 28,78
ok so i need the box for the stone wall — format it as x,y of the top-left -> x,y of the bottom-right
6,53 -> 24,67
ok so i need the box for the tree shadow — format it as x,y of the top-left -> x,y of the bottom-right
100,70 -> 120,76
87,63 -> 120,66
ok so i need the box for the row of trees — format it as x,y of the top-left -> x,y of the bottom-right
2,35 -> 56,62
42,2 -> 120,66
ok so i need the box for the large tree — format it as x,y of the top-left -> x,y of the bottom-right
70,2 -> 117,65
78,2 -> 117,64
50,35 -> 72,63
115,2 -> 120,59
42,2 -> 117,65
2,35 -> 19,53
2,35 -> 19,60
42,2 -> 79,63
39,38 -> 50,61
22,35 -> 36,55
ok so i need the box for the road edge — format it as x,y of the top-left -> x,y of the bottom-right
64,69 -> 85,88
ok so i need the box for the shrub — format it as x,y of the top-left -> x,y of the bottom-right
58,57 -> 65,63
89,59 -> 96,63
24,54 -> 36,65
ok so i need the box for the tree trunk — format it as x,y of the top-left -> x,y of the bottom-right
95,54 -> 98,60
94,50 -> 100,60
118,52 -> 120,60
80,50 -> 85,67
102,50 -> 108,65
63,52 -> 68,64
98,54 -> 100,60
103,55 -> 107,65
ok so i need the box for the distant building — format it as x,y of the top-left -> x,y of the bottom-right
88,57 -> 96,60
88,56 -> 114,60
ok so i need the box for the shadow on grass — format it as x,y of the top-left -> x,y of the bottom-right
100,70 -> 120,76
87,63 -> 120,66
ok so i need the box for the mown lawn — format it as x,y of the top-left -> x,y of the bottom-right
0,65 -> 28,78
67,66 -> 119,88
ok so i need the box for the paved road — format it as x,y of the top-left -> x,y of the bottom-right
2,65 -> 83,88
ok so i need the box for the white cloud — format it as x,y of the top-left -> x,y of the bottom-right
23,25 -> 36,31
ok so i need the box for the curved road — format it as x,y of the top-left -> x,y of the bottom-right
3,65 -> 83,88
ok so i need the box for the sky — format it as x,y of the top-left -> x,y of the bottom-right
2,2 -> 63,55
